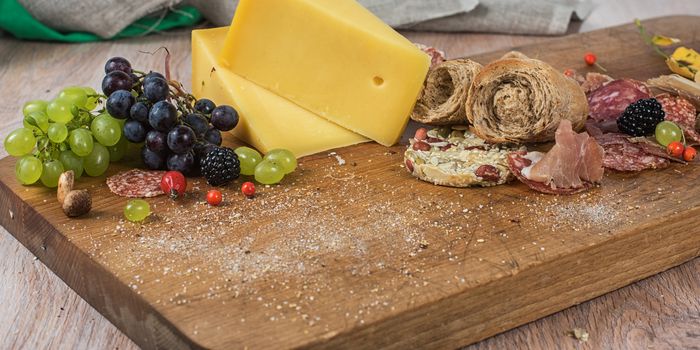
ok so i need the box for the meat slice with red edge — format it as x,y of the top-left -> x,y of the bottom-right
507,120 -> 604,195
587,79 -> 651,122
656,93 -> 700,143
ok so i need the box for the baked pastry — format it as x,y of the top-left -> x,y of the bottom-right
465,54 -> 588,143
411,59 -> 482,125
404,126 -> 521,187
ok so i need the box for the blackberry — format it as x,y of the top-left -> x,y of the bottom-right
200,146 -> 240,186
617,98 -> 665,137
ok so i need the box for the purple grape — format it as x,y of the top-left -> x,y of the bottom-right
105,57 -> 132,74
167,125 -> 196,154
143,77 -> 169,103
167,151 -> 195,175
106,90 -> 135,119
141,147 -> 166,170
145,130 -> 167,152
211,105 -> 239,131
204,127 -> 222,146
148,101 -> 177,132
130,102 -> 149,123
184,113 -> 209,136
194,99 -> 216,115
102,71 -> 133,96
123,120 -> 147,143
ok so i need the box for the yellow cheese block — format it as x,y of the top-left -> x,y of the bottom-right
192,27 -> 367,158
219,0 -> 430,146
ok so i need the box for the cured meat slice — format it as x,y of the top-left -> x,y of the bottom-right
507,120 -> 604,195
587,79 -> 651,122
508,151 -> 593,195
656,93 -> 700,143
415,43 -> 446,69
587,131 -> 673,171
107,169 -> 166,198
581,72 -> 614,95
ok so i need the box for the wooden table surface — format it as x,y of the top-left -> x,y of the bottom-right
1,1 -> 699,349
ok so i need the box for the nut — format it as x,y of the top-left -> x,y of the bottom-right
57,171 -> 75,205
62,190 -> 91,217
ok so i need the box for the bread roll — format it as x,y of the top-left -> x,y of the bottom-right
411,59 -> 482,125
465,55 -> 588,143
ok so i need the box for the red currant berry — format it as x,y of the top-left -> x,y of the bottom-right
683,146 -> 696,162
206,189 -> 222,206
667,141 -> 685,158
241,181 -> 255,198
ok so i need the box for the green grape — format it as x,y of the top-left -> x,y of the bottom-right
58,86 -> 88,109
40,159 -> 64,188
124,199 -> 151,222
59,150 -> 84,179
47,98 -> 76,123
83,143 -> 110,177
108,136 -> 128,162
254,160 -> 285,185
68,129 -> 94,157
83,87 -> 99,110
23,100 -> 48,117
263,149 -> 297,174
91,114 -> 122,146
4,128 -> 36,157
47,123 -> 68,143
235,146 -> 263,176
23,111 -> 49,133
15,156 -> 42,185
655,121 -> 683,147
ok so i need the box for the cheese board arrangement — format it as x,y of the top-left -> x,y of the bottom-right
1,0 -> 700,347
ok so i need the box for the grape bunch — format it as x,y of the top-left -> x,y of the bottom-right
5,85 -> 125,188
4,55 -> 297,190
100,57 -> 239,175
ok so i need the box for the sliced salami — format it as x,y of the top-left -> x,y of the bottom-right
656,93 -> 700,143
507,151 -> 592,195
587,79 -> 651,122
107,169 -> 166,198
581,72 -> 613,95
589,133 -> 672,171
414,43 -> 446,69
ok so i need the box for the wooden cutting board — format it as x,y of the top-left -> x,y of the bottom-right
1,16 -> 699,350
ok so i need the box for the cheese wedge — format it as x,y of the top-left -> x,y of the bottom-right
192,27 -> 368,157
218,0 -> 430,146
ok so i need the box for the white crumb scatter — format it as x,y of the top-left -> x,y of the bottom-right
73,146 -> 653,336
328,152 -> 346,166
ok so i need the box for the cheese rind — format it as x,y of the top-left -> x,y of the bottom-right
219,0 -> 430,146
192,27 -> 368,157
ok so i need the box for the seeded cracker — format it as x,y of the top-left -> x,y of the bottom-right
404,127 -> 522,187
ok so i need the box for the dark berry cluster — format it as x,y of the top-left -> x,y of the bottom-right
101,57 -> 239,175
617,98 -> 665,137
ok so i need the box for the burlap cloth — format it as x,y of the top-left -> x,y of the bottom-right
18,0 -> 592,39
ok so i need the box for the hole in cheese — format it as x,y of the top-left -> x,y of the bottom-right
373,76 -> 385,86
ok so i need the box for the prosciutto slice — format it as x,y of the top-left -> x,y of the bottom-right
507,120 -> 604,194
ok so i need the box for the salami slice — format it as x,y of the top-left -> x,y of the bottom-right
656,93 -> 700,143
415,43 -> 446,69
589,133 -> 671,171
587,79 -> 651,122
107,169 -> 166,198
507,151 -> 592,195
581,72 -> 613,95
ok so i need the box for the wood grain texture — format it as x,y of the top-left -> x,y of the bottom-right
0,2 -> 699,349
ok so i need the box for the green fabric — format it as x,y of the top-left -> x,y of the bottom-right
0,0 -> 202,42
